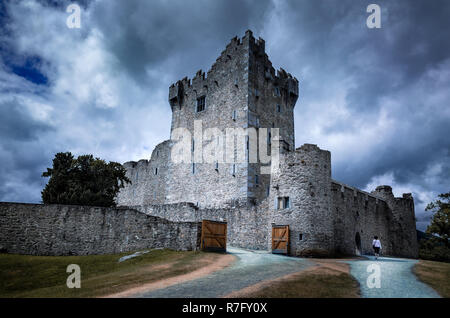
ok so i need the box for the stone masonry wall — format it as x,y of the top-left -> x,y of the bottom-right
371,186 -> 419,258
0,202 -> 201,256
247,35 -> 298,204
134,200 -> 269,250
116,140 -> 171,206
331,181 -> 393,256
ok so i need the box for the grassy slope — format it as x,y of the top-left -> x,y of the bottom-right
0,249 -> 215,298
413,260 -> 450,298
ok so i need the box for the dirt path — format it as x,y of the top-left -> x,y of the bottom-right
103,253 -> 236,298
132,247 -> 312,298
103,251 -> 443,298
346,256 -> 441,298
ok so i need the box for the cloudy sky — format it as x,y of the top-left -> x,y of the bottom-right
1,0 -> 449,230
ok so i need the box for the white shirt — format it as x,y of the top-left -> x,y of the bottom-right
372,239 -> 382,248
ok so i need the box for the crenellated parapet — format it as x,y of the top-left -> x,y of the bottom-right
371,185 -> 415,220
168,30 -> 299,113
168,31 -> 250,113
273,68 -> 299,105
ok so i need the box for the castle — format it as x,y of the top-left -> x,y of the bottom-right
116,30 -> 418,258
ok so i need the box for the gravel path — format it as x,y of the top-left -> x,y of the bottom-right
133,247 -> 312,298
346,256 -> 441,298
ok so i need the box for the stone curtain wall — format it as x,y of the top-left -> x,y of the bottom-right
135,200 -> 269,250
330,182 -> 419,258
370,186 -> 419,258
0,202 -> 201,256
116,140 -> 171,206
197,204 -> 269,250
331,182 -> 393,256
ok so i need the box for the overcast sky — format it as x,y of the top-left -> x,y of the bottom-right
1,0 -> 449,231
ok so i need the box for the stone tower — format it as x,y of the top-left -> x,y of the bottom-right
166,30 -> 299,207
270,144 -> 334,256
372,186 -> 419,257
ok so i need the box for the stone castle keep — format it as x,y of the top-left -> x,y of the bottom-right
115,30 -> 419,258
0,31 -> 418,258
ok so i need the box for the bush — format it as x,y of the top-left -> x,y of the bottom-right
419,239 -> 450,263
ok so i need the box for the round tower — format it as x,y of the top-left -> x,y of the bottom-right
269,144 -> 333,257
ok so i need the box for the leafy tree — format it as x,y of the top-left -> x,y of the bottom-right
425,192 -> 450,247
41,152 -> 131,207
419,192 -> 450,262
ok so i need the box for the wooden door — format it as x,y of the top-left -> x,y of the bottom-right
272,225 -> 289,255
200,220 -> 227,252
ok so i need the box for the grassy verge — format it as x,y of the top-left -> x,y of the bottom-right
413,260 -> 450,298
0,249 -> 216,298
230,261 -> 360,298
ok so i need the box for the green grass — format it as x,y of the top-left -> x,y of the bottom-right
238,267 -> 360,298
0,249 -> 213,298
413,260 -> 450,298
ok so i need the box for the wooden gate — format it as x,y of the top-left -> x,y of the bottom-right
272,225 -> 289,255
200,220 -> 227,252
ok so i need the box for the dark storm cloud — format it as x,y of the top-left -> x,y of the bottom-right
255,0 -> 450,230
0,143 -> 51,203
342,1 -> 450,112
90,0 -> 273,85
0,0 -> 449,231
0,98 -> 55,203
0,99 -> 54,140
331,107 -> 450,189
277,0 -> 450,113
270,0 -> 450,183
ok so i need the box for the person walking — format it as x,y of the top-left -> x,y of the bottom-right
372,236 -> 382,259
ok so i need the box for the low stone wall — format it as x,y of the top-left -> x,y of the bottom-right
0,202 -> 201,256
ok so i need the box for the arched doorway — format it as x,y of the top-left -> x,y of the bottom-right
355,232 -> 362,256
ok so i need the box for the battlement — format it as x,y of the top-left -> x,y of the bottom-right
295,143 -> 322,152
331,180 -> 384,204
169,31 -> 250,104
374,185 -> 393,194
123,161 -> 138,169
289,144 -> 330,162
371,185 -> 413,202
122,159 -> 150,170
168,30 -> 299,112
402,193 -> 413,200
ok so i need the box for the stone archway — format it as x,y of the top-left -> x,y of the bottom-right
355,232 -> 362,256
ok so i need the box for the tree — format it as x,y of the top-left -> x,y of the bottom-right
419,192 -> 450,262
41,152 -> 131,207
425,192 -> 450,247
